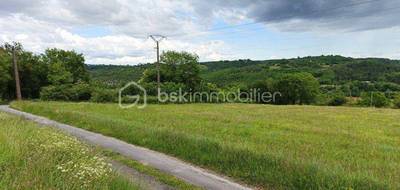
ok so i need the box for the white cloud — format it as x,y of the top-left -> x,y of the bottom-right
0,13 -> 234,65
1,0 -> 399,64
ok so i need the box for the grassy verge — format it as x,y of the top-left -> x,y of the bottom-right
102,150 -> 202,190
0,112 -> 139,190
11,101 -> 400,189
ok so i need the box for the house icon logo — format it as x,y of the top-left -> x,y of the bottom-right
119,82 -> 147,109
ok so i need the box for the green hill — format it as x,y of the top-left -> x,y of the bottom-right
88,55 -> 400,90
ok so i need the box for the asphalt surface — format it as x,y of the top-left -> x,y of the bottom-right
0,105 -> 251,190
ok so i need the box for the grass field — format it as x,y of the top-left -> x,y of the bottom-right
11,101 -> 400,189
0,112 -> 139,189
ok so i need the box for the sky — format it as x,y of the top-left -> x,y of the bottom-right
1,0 -> 400,65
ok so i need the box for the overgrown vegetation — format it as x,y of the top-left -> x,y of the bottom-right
12,101 -> 400,190
0,112 -> 138,189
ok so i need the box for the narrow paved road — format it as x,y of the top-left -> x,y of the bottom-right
0,105 -> 251,190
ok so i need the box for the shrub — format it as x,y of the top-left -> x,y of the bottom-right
161,82 -> 187,93
359,92 -> 390,108
273,72 -> 320,105
328,93 -> 347,106
394,95 -> 400,109
40,85 -> 71,101
40,83 -> 92,101
69,82 -> 92,101
90,88 -> 117,103
315,94 -> 330,106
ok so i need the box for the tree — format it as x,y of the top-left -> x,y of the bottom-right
328,92 -> 347,106
17,51 -> 49,98
47,61 -> 73,85
249,79 -> 274,103
0,43 -> 50,99
141,51 -> 201,90
359,92 -> 390,108
274,72 -> 320,105
0,47 -> 11,99
3,42 -> 23,100
386,72 -> 400,84
42,48 -> 89,83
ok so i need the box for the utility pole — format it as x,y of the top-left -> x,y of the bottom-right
149,35 -> 166,98
12,46 -> 22,101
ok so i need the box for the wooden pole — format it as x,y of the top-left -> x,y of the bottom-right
12,47 -> 22,101
156,41 -> 160,97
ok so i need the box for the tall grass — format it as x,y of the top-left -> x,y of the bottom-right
0,112 -> 138,190
11,101 -> 400,189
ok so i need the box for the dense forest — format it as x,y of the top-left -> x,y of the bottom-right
1,42 -> 400,107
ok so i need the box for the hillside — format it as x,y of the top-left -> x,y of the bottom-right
88,55 -> 400,89
87,64 -> 151,87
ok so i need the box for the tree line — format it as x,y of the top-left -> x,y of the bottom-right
1,42 -> 399,108
0,42 -> 89,101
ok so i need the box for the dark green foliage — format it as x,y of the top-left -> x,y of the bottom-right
88,55 -> 400,97
141,51 -> 201,91
2,41 -> 400,108
328,93 -> 347,106
87,64 -> 150,88
393,95 -> 400,109
18,52 -> 49,99
42,48 -> 89,83
274,73 -> 320,105
1,44 -> 50,99
248,80 -> 274,103
70,82 -> 92,101
40,85 -> 70,101
47,61 -> 73,85
0,48 -> 11,99
0,43 -> 91,101
90,88 -> 117,103
201,55 -> 354,87
160,82 -> 187,93
40,83 -> 91,101
385,72 -> 400,84
359,92 -> 390,108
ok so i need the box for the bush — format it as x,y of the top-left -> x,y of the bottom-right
90,88 -> 117,103
69,82 -> 92,101
328,93 -> 347,106
359,92 -> 390,108
315,94 -> 330,106
274,72 -> 320,105
161,82 -> 187,93
40,85 -> 71,101
40,83 -> 92,101
394,95 -> 400,109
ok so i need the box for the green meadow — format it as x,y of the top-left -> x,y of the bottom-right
11,101 -> 400,189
